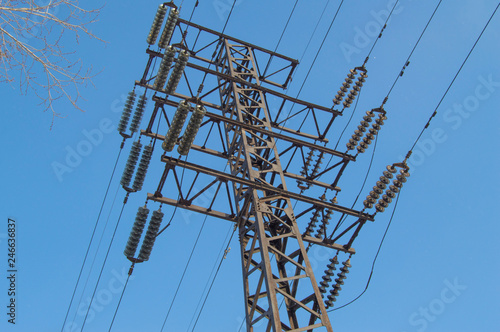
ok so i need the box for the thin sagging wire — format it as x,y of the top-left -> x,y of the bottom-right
409,2 -> 500,152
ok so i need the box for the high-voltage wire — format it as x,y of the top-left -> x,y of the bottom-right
409,2 -> 500,152
60,146 -> 124,332
186,223 -> 234,331
187,1 -> 199,22
296,0 -> 331,66
274,0 -> 344,145
290,0 -> 345,102
190,228 -> 236,331
159,214 -> 209,331
316,0 -> 399,179
328,191 -> 402,312
328,0 -> 398,149
262,0 -> 300,78
107,264 -> 132,332
313,0 -> 440,205
68,183 -> 122,327
313,0 -> 397,178
364,0 -> 400,64
220,0 -> 236,35
160,163 -> 232,330
63,8 -> 163,328
384,0 -> 443,102
81,195 -> 130,331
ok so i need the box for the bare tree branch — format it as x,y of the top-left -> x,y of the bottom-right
0,0 -> 104,127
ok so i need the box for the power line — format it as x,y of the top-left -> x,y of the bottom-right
328,191 -> 402,312
220,0 -> 236,35
160,214 -> 209,331
275,0 -> 344,141
81,195 -> 129,331
296,0 -> 332,66
107,264 -> 132,332
384,0 -> 443,102
291,0 -> 345,101
409,2 -> 500,152
365,0 -> 400,63
333,89 -> 363,151
320,0 -> 400,183
155,4 -> 240,327
105,95 -> 167,331
190,228 -> 236,331
187,223 -> 234,331
69,182 -> 122,328
60,145 -> 123,332
187,1 -> 199,23
262,0 -> 300,77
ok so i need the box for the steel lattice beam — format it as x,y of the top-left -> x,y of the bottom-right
212,41 -> 333,331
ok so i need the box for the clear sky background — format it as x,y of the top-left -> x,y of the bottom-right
1,0 -> 499,331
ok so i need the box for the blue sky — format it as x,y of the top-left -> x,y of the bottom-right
1,0 -> 499,331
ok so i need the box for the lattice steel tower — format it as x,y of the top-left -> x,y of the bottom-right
118,3 -> 409,331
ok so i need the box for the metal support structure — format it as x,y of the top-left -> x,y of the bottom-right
215,41 -> 333,330
132,16 -> 376,331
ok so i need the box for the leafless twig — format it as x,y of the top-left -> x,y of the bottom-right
0,0 -> 104,127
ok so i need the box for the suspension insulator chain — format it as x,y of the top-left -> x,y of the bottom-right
311,151 -> 325,179
120,140 -> 142,189
326,258 -> 351,308
153,46 -> 177,91
118,91 -> 136,134
132,144 -> 153,192
165,50 -> 190,95
316,197 -> 334,239
177,104 -> 206,155
138,209 -> 164,261
298,148 -> 315,190
364,163 -> 410,212
346,108 -> 386,155
130,94 -> 148,134
304,208 -> 321,236
162,100 -> 190,152
124,206 -> 149,259
333,67 -> 367,110
147,4 -> 168,45
319,255 -> 338,296
357,112 -> 386,154
158,8 -> 179,49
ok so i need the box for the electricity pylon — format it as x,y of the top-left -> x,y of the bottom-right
123,6 -> 383,331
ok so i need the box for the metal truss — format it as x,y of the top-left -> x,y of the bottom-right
139,17 -> 375,331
